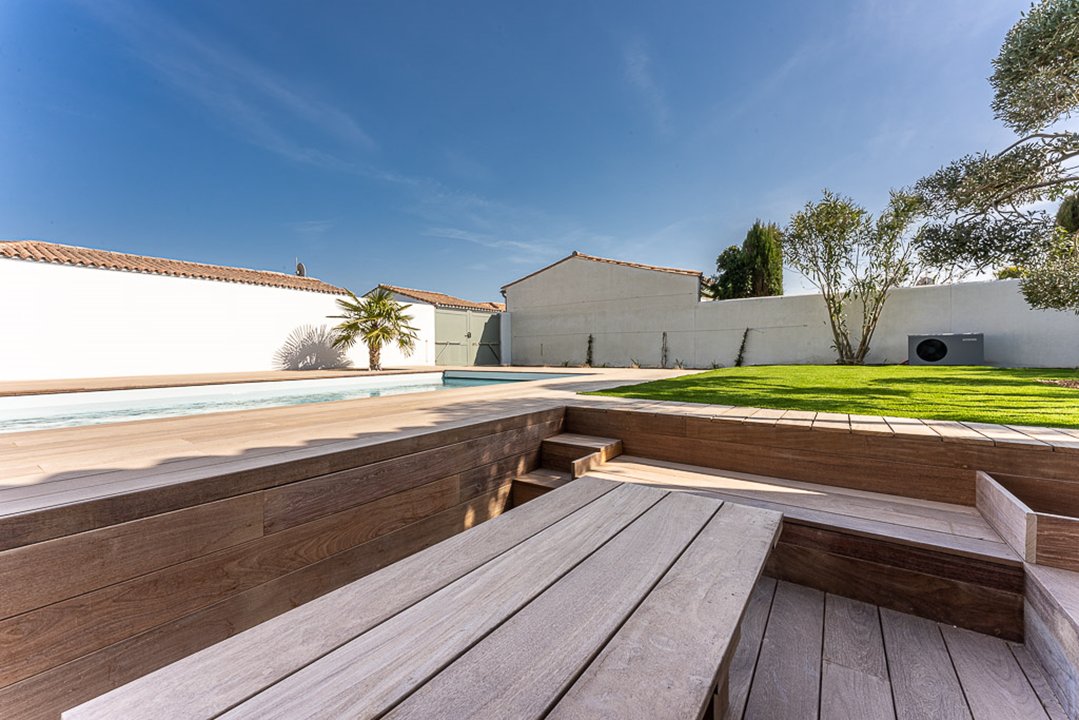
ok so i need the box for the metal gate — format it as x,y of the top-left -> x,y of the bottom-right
434,310 -> 500,366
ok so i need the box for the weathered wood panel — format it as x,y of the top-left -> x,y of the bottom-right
0,493 -> 263,620
0,407 -> 562,549
880,608 -> 971,720
743,581 -> 824,720
0,489 -> 506,720
61,478 -> 617,720
566,406 -> 1079,505
0,410 -> 560,718
546,503 -> 780,720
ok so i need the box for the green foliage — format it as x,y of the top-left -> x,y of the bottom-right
991,0 -> 1079,134
783,190 -> 923,365
708,221 -> 784,300
743,221 -> 784,296
709,246 -> 751,299
1021,231 -> 1079,313
329,288 -> 419,371
914,0 -> 1079,309
1058,194 -> 1079,233
589,365 -> 1079,429
996,265 -> 1026,280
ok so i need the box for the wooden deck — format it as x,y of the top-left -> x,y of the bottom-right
63,478 -> 781,720
731,577 -> 1067,720
584,455 -> 1026,639
3,385 -> 1079,718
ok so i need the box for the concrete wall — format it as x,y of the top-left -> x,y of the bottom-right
0,259 -> 435,381
504,260 -> 1079,368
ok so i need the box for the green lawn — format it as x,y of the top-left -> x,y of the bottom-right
588,365 -> 1079,429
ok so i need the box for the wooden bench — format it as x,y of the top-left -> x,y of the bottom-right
63,477 -> 781,720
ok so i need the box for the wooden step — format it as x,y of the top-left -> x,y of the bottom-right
512,469 -> 572,506
1024,563 -> 1079,719
977,470 -> 1079,571
540,434 -> 623,477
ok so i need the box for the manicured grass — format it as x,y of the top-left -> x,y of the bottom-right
589,365 -> 1079,429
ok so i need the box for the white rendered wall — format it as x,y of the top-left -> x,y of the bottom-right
382,292 -> 437,367
505,261 -> 1079,368
503,256 -> 703,367
0,259 -> 436,381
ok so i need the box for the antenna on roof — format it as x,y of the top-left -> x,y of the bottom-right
295,259 -> 307,277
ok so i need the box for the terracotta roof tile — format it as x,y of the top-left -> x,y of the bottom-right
0,240 -> 346,294
500,250 -> 702,290
378,284 -> 503,312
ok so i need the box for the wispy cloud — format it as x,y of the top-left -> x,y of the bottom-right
290,219 -> 335,238
622,38 -> 672,137
81,0 -> 375,170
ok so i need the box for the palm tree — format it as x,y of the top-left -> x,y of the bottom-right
329,288 -> 419,371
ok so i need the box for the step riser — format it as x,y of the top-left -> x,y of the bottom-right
540,437 -> 623,477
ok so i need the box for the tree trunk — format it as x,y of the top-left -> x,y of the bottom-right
368,342 -> 381,371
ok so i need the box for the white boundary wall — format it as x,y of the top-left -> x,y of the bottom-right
506,268 -> 1079,368
0,259 -> 436,381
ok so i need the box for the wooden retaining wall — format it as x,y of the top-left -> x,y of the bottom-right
0,408 -> 564,720
565,406 -> 1077,506
564,405 -> 1079,642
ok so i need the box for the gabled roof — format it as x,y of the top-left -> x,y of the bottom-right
0,240 -> 346,294
500,251 -> 703,291
377,284 -> 504,312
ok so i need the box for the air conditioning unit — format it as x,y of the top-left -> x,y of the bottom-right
908,333 -> 984,366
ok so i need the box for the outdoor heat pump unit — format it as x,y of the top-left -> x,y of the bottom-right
907,333 -> 984,366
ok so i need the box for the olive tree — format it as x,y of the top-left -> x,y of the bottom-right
915,0 -> 1079,312
784,190 -> 924,364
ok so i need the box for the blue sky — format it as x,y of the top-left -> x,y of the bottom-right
1,0 -> 1028,300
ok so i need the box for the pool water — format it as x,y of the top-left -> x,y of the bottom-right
0,371 -> 567,433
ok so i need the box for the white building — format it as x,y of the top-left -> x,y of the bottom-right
0,240 -> 427,381
500,251 -> 1079,368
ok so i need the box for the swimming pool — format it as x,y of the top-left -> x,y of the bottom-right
0,370 -> 569,433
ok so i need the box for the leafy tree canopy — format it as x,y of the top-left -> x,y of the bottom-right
784,189 -> 924,364
914,0 -> 1079,311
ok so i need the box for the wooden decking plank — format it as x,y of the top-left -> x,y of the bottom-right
61,477 -> 623,720
821,594 -> 894,720
922,420 -> 995,446
727,577 -> 777,720
715,406 -> 760,420
812,411 -> 851,433
962,422 -> 1050,450
546,503 -> 781,720
1006,425 -> 1079,453
212,483 -> 668,720
542,433 -> 621,449
849,414 -> 894,436
975,471 -> 1034,562
941,624 -> 1049,719
390,493 -> 733,720
589,457 -> 1006,546
880,608 -> 971,720
1009,643 -> 1070,720
585,472 -> 1016,566
743,581 -> 825,720
823,594 -> 888,678
742,407 -> 786,426
882,416 -> 941,439
776,409 -> 817,428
